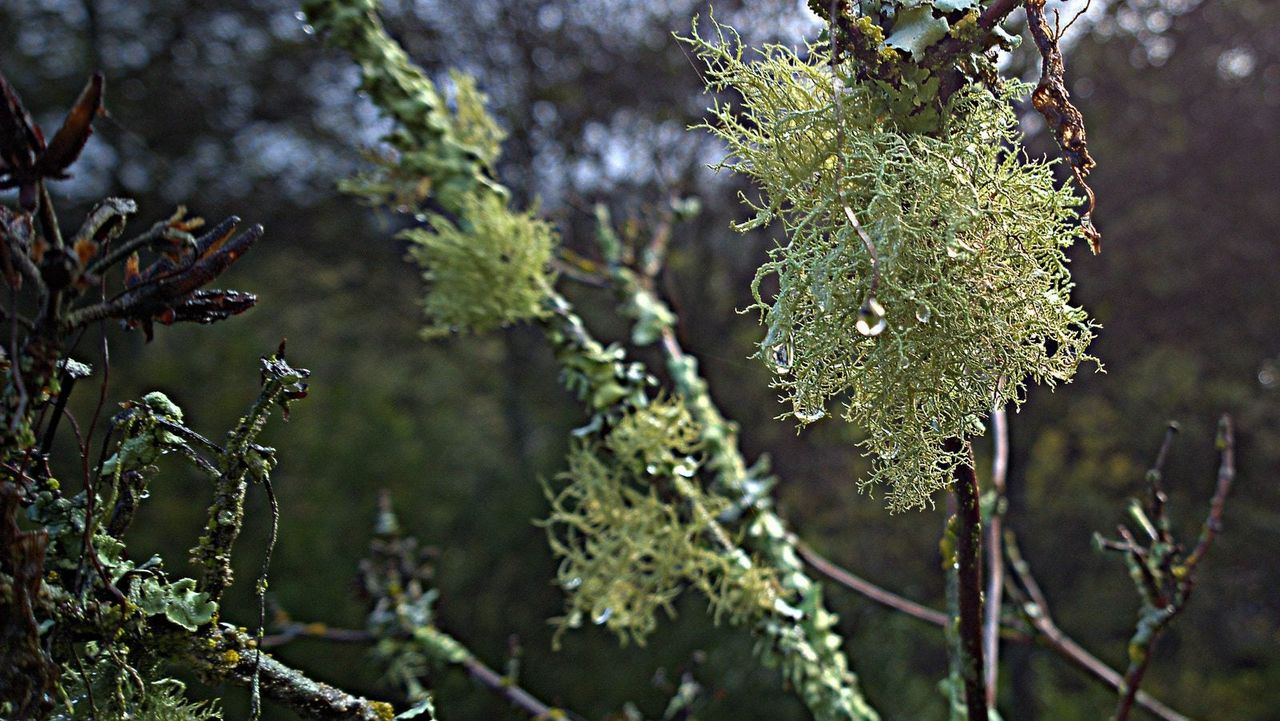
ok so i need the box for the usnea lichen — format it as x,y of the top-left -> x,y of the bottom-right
305,0 -> 555,338
541,399 -> 779,647
687,21 -> 1095,510
404,192 -> 556,338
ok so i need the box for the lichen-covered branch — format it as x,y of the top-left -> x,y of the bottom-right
947,443 -> 987,721
598,212 -> 880,721
189,626 -> 394,721
301,0 -> 507,216
262,621 -> 580,721
190,347 -> 309,602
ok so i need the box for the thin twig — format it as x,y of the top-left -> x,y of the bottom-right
1184,414 -> 1235,571
1146,422 -> 1179,544
37,180 -> 63,250
1025,0 -> 1100,251
1058,0 -> 1093,39
251,474 -> 282,720
984,398 -> 1009,705
258,623 -> 583,720
793,536 -> 950,627
1003,531 -> 1189,721
85,219 -> 183,276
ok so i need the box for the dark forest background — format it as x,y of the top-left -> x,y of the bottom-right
1,0 -> 1277,718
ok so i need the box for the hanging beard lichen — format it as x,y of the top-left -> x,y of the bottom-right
402,191 -> 556,338
541,397 -> 780,647
686,21 -> 1096,511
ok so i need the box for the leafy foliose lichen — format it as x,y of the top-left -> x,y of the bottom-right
403,192 -> 556,338
687,21 -> 1096,511
541,398 -> 779,647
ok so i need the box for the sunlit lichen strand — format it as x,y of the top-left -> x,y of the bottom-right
404,193 -> 556,338
688,24 -> 1095,510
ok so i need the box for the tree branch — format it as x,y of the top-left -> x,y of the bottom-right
1002,531 -> 1189,721
948,439 -> 987,721
984,399 -> 1009,705
259,622 -> 583,720
1111,415 -> 1235,721
793,537 -> 949,627
1025,0 -> 1100,251
192,626 -> 394,721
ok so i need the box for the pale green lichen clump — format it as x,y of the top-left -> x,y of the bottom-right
304,0 -> 555,337
687,21 -> 1095,510
404,192 -> 555,338
541,398 -> 779,646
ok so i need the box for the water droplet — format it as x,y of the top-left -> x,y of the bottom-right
293,10 -> 306,21
301,23 -> 316,35
644,463 -> 658,475
1259,360 -> 1278,389
593,607 -> 614,625
811,278 -> 831,312
563,576 -> 583,590
899,357 -> 911,370
855,297 -> 886,336
794,406 -> 826,423
770,342 -> 793,375
915,305 -> 931,323
673,459 -> 698,478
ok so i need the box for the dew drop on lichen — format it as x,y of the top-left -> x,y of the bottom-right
855,297 -> 886,336
770,342 -> 793,374
563,576 -> 583,590
794,406 -> 826,423
593,607 -> 614,624
915,305 -> 931,323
